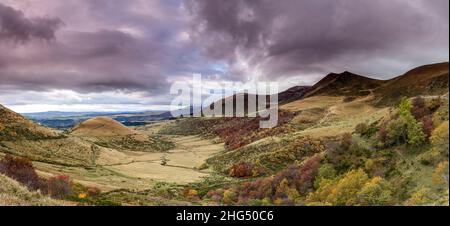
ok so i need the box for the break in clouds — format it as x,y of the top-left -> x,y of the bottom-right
0,0 -> 448,112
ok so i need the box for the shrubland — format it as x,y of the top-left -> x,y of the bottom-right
194,96 -> 449,206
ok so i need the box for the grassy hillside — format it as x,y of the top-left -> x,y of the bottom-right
304,71 -> 384,98
0,174 -> 68,206
0,105 -> 61,141
158,62 -> 449,206
373,62 -> 449,106
71,116 -> 174,152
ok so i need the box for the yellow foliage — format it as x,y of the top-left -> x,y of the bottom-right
330,169 -> 369,205
407,187 -> 433,206
187,189 -> 199,197
306,179 -> 336,204
431,121 -> 449,156
357,176 -> 392,205
78,193 -> 87,199
306,169 -> 391,206
275,178 -> 300,202
223,189 -> 237,205
432,161 -> 449,186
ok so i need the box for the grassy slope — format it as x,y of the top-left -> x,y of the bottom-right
0,174 -> 68,206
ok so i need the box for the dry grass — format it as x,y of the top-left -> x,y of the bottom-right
280,96 -> 343,112
294,97 -> 389,138
0,174 -> 70,206
72,117 -> 142,138
31,135 -> 224,192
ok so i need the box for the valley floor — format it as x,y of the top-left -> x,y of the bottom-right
33,134 -> 224,192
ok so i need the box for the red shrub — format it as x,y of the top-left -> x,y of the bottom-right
272,155 -> 322,195
340,133 -> 353,151
0,154 -> 44,191
420,115 -> 434,138
206,189 -> 225,202
229,162 -> 262,178
207,110 -> 296,151
47,175 -> 72,199
411,97 -> 430,120
378,120 -> 389,144
87,187 -> 101,198
205,156 -> 322,205
237,178 -> 273,203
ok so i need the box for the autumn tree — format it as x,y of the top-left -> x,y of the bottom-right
307,169 -> 369,205
358,176 -> 392,206
432,161 -> 449,186
314,163 -> 336,188
430,121 -> 449,157
383,98 -> 426,147
307,169 -> 394,206
407,187 -> 433,206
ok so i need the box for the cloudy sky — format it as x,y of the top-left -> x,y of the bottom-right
0,0 -> 448,113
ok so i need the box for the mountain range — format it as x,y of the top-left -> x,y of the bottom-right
0,62 -> 448,206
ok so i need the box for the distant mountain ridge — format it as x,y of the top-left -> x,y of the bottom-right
373,62 -> 449,105
16,62 -> 450,126
209,61 -> 449,111
303,71 -> 384,98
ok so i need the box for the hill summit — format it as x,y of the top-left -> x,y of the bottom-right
71,116 -> 139,137
304,71 -> 384,98
70,116 -> 172,152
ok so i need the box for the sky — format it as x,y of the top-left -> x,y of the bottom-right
0,0 -> 448,113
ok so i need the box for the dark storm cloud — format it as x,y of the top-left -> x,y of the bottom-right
186,0 -> 449,80
0,0 -> 448,112
0,0 -> 199,96
0,2 -> 63,42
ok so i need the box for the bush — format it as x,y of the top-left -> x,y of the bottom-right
407,187 -> 433,206
0,154 -> 44,191
223,189 -> 237,205
340,133 -> 353,151
355,123 -> 369,135
431,121 -> 449,157
47,175 -> 72,199
314,163 -> 336,188
411,97 -> 430,120
432,161 -> 449,186
427,97 -> 442,112
385,117 -> 408,146
228,162 -> 261,178
272,155 -> 322,195
381,98 -> 426,147
307,169 -> 371,206
407,120 -> 426,146
358,176 -> 392,206
274,178 -> 300,202
235,177 -> 273,203
420,115 -> 434,138
87,187 -> 102,198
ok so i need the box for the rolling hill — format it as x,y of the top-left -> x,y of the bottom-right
373,62 -> 449,105
303,71 -> 384,98
0,105 -> 60,141
71,117 -> 142,138
0,105 -> 102,166
71,117 -> 173,152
